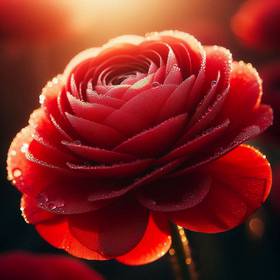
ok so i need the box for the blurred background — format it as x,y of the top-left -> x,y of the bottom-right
1,0 -> 280,279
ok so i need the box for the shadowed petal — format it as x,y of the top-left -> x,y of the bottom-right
168,145 -> 272,233
69,199 -> 149,257
117,213 -> 171,265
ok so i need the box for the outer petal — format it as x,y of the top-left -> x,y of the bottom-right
36,217 -> 108,260
69,199 -> 149,257
204,46 -> 232,92
21,195 -> 56,224
6,125 -> 65,196
117,213 -> 171,265
169,145 -> 272,233
137,172 -> 211,212
220,61 -> 262,127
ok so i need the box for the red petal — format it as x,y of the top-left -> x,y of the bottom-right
158,75 -> 195,121
185,86 -> 229,137
67,92 -> 115,122
220,61 -> 262,127
28,137 -> 75,167
67,159 -> 153,179
62,141 -> 136,163
114,113 -> 188,158
36,217 -> 108,260
169,145 -> 272,233
117,213 -> 171,265
37,183 -> 109,215
164,65 -> 183,84
138,172 -> 211,212
69,199 -> 149,257
87,89 -> 125,107
7,126 -> 63,196
66,113 -> 125,148
29,108 -> 70,148
159,119 -> 230,164
169,104 -> 272,178
87,159 -> 184,202
204,46 -> 232,92
21,195 -> 56,224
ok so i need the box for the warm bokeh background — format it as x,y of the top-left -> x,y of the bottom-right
1,1 -> 280,279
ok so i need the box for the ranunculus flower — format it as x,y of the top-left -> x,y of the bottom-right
231,0 -> 280,50
7,31 -> 272,265
0,251 -> 103,280
260,62 -> 280,142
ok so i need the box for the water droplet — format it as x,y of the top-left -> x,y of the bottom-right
52,77 -> 59,84
13,168 -> 22,178
20,143 -> 29,154
152,82 -> 160,87
39,94 -> 46,104
47,202 -> 56,210
211,80 -> 217,86
172,65 -> 180,71
73,140 -> 82,145
47,81 -> 53,88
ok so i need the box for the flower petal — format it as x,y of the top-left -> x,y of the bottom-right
36,217 -> 108,260
114,113 -> 188,158
137,172 -> 211,212
103,85 -> 176,136
65,112 -> 125,148
169,145 -> 272,233
67,159 -> 153,179
117,213 -> 171,265
169,104 -> 272,178
62,141 -> 136,163
220,61 -> 263,127
158,119 -> 230,164
69,199 -> 149,257
204,46 -> 232,92
21,195 -> 56,224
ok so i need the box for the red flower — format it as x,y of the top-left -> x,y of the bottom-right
7,31 -> 272,265
231,0 -> 280,50
0,0 -> 76,44
260,62 -> 280,142
0,251 -> 103,280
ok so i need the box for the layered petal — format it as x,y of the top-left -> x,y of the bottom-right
117,213 -> 171,265
36,217 -> 108,260
169,145 -> 272,233
69,199 -> 149,257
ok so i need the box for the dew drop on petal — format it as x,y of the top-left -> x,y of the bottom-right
12,168 -> 22,178
39,94 -> 46,105
20,143 -> 29,154
10,150 -> 17,157
152,82 -> 160,87
73,140 -> 82,145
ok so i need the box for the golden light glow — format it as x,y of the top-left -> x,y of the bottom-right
176,226 -> 198,280
248,217 -> 265,239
